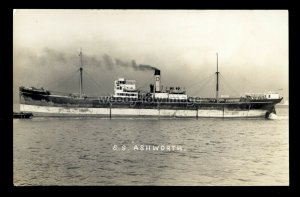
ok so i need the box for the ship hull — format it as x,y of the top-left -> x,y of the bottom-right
20,104 -> 268,118
19,87 -> 282,118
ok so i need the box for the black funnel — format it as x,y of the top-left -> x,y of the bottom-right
154,69 -> 160,75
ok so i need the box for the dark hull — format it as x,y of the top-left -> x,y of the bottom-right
19,87 -> 282,118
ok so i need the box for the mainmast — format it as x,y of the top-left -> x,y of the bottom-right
79,48 -> 83,98
216,53 -> 219,101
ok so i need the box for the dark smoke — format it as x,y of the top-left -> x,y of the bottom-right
130,59 -> 158,70
109,57 -> 158,71
115,58 -> 131,68
14,48 -> 159,101
102,54 -> 114,70
85,53 -> 158,71
30,48 -> 160,71
136,64 -> 158,71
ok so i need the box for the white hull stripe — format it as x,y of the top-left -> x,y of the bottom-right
20,104 -> 267,118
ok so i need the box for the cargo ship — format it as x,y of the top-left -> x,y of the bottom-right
19,51 -> 283,118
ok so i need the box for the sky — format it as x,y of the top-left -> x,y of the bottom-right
13,9 -> 288,102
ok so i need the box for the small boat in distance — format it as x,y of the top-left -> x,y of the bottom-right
13,112 -> 33,119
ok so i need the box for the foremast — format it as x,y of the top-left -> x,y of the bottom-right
79,48 -> 83,98
216,53 -> 220,102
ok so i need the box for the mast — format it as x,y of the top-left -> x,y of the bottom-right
79,48 -> 83,98
216,53 -> 219,101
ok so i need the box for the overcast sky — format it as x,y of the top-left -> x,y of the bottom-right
13,9 -> 288,102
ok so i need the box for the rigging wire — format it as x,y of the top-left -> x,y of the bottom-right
186,73 -> 216,90
82,70 -> 111,96
191,75 -> 215,97
207,77 -> 217,97
219,74 -> 240,97
44,69 -> 79,90
185,68 -> 213,86
82,70 -> 103,88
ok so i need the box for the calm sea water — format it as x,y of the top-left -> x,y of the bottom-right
13,106 -> 289,186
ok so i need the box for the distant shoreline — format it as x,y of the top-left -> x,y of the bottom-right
276,104 -> 289,107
